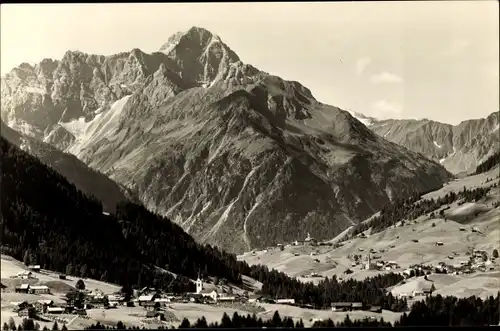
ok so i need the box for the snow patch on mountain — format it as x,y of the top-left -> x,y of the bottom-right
492,124 -> 499,133
62,95 -> 131,156
347,110 -> 375,127
433,141 -> 442,148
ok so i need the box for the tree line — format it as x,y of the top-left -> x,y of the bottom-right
475,151 -> 500,175
82,293 -> 498,329
1,137 -> 406,310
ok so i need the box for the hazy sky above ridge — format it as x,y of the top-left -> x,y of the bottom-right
1,2 -> 498,124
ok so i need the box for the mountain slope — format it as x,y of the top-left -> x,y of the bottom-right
1,27 -> 453,253
0,136 -> 245,290
0,120 -> 130,213
365,111 -> 499,175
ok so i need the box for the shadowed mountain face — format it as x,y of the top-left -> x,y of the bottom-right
1,27 -> 452,253
356,112 -> 499,175
0,120 -> 131,213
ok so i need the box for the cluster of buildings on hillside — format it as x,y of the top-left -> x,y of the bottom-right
251,233 -> 335,256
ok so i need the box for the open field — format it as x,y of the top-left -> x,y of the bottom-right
239,169 -> 500,294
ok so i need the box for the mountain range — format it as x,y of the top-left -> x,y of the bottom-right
347,110 -> 499,175
1,26 -> 456,253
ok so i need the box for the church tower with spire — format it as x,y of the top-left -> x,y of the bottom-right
196,269 -> 203,294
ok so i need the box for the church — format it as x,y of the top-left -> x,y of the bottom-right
195,274 -> 220,302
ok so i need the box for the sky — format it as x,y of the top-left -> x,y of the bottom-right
1,2 -> 498,125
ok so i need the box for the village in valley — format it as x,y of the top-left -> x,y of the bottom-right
2,169 -> 499,329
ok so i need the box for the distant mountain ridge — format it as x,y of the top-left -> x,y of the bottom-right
1,26 -> 452,253
348,111 -> 499,175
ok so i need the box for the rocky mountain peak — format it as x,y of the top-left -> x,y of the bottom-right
158,27 -> 240,86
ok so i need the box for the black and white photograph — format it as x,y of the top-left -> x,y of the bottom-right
0,1 -> 499,329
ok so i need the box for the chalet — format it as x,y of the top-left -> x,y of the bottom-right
59,275 -> 67,280
30,285 -> 50,294
27,265 -> 41,272
460,227 -> 466,231
352,302 -> 363,310
35,300 -> 54,313
138,294 -> 160,306
412,290 -> 424,297
422,284 -> 433,295
46,307 -> 64,314
15,284 -> 30,293
85,297 -> 108,309
412,239 -> 419,243
331,302 -> 352,312
435,242 -> 444,246
369,306 -> 382,313
276,299 -> 295,305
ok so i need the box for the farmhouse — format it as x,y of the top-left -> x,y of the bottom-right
15,284 -> 30,293
138,294 -> 160,306
46,307 -> 64,314
30,285 -> 50,294
435,242 -> 444,246
35,300 -> 54,313
369,306 -> 382,313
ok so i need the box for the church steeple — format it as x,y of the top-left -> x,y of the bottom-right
196,268 -> 203,294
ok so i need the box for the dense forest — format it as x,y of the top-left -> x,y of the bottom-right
1,137 -> 406,310
6,293 -> 495,330
351,181 -> 497,236
475,151 -> 500,175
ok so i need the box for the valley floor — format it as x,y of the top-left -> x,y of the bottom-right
1,256 -> 401,329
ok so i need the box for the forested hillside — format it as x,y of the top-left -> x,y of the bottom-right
475,151 -> 500,174
0,136 -> 240,291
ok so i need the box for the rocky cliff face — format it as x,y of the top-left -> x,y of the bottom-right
1,27 -> 453,253
364,112 -> 499,175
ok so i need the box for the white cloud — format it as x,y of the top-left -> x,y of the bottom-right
370,72 -> 403,84
371,100 -> 403,119
355,56 -> 372,75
